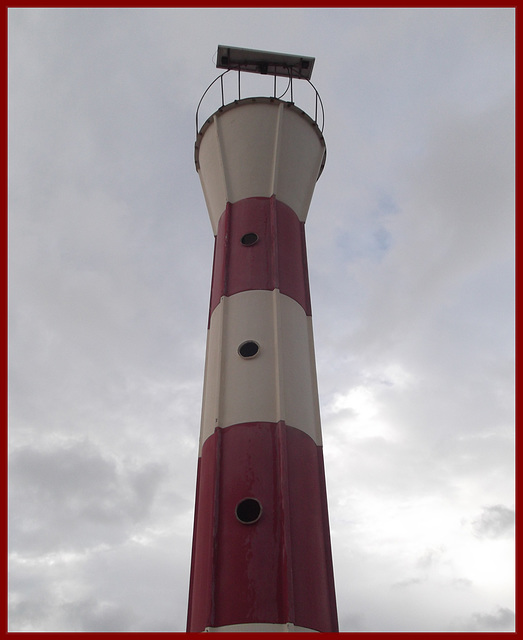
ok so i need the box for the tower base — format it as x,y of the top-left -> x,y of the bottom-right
204,623 -> 318,632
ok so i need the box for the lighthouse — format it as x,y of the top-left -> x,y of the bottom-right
187,46 -> 338,633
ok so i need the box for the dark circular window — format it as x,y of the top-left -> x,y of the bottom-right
238,340 -> 259,358
236,498 -> 262,524
241,232 -> 259,246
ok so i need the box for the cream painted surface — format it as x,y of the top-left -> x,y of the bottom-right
197,116 -> 228,228
199,290 -> 322,454
204,622 -> 318,632
275,106 -> 326,225
196,98 -> 326,234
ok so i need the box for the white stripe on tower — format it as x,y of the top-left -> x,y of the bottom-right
200,290 -> 322,452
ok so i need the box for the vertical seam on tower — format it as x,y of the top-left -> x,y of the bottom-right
275,421 -> 295,625
270,103 -> 284,197
272,289 -> 284,424
209,427 -> 223,627
271,196 -> 284,423
223,203 -> 232,298
270,196 -> 280,294
213,113 -> 229,207
215,300 -> 226,430
208,236 -> 219,330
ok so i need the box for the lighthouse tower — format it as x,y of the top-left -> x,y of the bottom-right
187,46 -> 338,633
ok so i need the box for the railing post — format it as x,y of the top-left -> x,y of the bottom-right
196,69 -> 325,137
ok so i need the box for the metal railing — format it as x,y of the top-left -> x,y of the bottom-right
195,67 -> 325,138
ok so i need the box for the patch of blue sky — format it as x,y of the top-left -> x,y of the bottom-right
335,225 -> 391,264
372,191 -> 400,218
335,190 -> 397,262
373,227 -> 392,254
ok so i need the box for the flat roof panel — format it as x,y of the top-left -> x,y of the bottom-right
216,45 -> 314,80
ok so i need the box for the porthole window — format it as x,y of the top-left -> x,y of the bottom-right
236,498 -> 262,524
241,232 -> 259,246
238,340 -> 259,359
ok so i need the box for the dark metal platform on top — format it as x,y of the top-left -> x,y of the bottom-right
216,45 -> 315,80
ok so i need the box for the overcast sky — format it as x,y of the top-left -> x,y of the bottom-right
8,8 -> 515,633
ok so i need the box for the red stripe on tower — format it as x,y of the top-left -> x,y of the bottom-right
187,46 -> 338,633
188,422 -> 337,632
208,197 -> 312,322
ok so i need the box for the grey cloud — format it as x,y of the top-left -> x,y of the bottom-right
416,547 -> 445,571
62,597 -> 136,632
9,589 -> 53,631
391,577 -> 423,590
452,606 -> 514,631
8,531 -> 192,631
9,440 -> 167,554
470,607 -> 515,631
451,577 -> 473,589
10,586 -> 137,633
471,504 -> 515,539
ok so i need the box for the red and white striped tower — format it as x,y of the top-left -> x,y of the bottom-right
187,46 -> 338,633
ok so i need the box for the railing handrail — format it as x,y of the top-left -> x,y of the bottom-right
195,67 -> 325,138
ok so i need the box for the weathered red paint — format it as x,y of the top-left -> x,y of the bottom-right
186,422 -> 338,632
189,179 -> 338,631
208,196 -> 312,326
